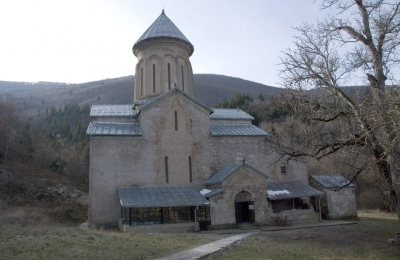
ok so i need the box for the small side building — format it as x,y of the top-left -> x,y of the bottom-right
310,175 -> 357,219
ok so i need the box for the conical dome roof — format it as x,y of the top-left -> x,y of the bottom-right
133,10 -> 193,54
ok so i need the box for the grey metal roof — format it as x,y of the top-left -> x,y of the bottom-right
210,124 -> 268,136
266,180 -> 323,200
310,175 -> 355,188
133,10 -> 193,54
210,108 -> 254,120
137,87 -> 213,114
86,121 -> 142,136
117,186 -> 210,208
90,105 -> 136,117
206,162 -> 268,185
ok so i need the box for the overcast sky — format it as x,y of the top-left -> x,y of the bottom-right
0,1 -> 331,87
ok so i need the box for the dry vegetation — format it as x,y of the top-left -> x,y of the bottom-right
0,211 -> 398,259
0,223 -> 225,259
202,211 -> 400,260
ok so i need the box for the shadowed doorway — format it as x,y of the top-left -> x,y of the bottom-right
234,191 -> 255,223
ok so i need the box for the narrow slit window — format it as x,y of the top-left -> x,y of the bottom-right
140,67 -> 143,96
181,65 -> 184,91
281,163 -> 287,175
174,110 -> 178,131
153,64 -> 155,92
165,156 -> 169,183
168,63 -> 171,89
189,156 -> 192,183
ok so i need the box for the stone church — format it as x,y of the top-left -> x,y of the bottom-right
87,10 -> 323,232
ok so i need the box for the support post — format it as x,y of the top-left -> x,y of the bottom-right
318,197 -> 322,222
194,206 -> 198,232
129,208 -> 132,226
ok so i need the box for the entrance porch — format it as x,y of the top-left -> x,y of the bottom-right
117,185 -> 210,233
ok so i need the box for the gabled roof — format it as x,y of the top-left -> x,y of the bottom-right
210,108 -> 254,120
211,124 -> 268,136
133,10 -> 193,54
310,175 -> 355,188
117,185 -> 209,208
86,121 -> 142,136
206,162 -> 269,186
137,87 -> 213,114
266,180 -> 323,200
90,105 -> 136,117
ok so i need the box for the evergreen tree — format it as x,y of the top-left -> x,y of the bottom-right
216,93 -> 261,126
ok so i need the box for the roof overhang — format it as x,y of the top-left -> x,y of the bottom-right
200,188 -> 224,198
267,180 -> 323,200
117,186 -> 210,208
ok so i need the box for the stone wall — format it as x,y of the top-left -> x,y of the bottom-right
89,90 -> 309,225
134,38 -> 194,100
119,220 -> 197,233
270,209 -> 320,225
325,188 -> 357,219
309,179 -> 357,219
207,166 -> 270,226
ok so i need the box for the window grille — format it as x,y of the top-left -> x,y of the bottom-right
123,206 -> 210,226
281,163 -> 287,175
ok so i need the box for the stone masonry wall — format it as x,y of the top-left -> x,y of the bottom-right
326,188 -> 357,219
208,167 -> 269,225
89,91 -> 309,225
134,39 -> 194,101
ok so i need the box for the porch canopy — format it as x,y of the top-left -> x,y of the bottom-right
117,185 -> 210,208
266,180 -> 323,200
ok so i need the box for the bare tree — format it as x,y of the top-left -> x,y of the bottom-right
279,0 -> 400,218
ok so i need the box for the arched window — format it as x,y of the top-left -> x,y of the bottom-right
153,64 -> 156,93
165,156 -> 169,183
174,110 -> 178,131
188,156 -> 192,183
181,65 -> 184,91
140,67 -> 143,96
168,63 -> 171,89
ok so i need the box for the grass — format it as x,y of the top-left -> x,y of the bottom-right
202,210 -> 400,260
0,224 -> 224,259
0,210 -> 399,259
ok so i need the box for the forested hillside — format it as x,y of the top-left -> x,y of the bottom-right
0,73 -> 394,225
0,74 -> 280,123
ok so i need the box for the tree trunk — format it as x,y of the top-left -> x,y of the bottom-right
390,151 -> 400,219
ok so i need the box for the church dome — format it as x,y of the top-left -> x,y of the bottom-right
132,10 -> 195,101
133,10 -> 194,56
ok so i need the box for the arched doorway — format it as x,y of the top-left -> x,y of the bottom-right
234,191 -> 255,223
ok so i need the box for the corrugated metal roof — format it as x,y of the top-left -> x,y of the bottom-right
206,162 -> 268,185
210,108 -> 254,120
86,121 -> 142,136
137,87 -> 213,114
210,124 -> 268,136
117,186 -> 210,208
133,10 -> 193,54
310,175 -> 355,188
266,180 -> 323,200
90,105 -> 136,117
